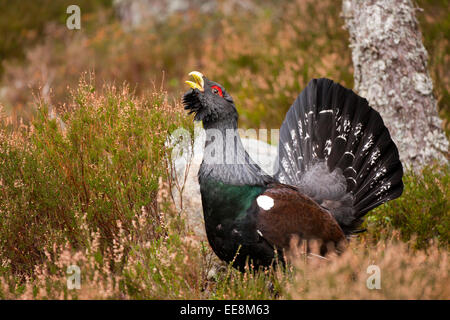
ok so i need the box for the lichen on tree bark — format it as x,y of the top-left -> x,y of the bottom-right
342,0 -> 448,169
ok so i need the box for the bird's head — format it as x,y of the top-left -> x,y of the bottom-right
183,71 -> 237,127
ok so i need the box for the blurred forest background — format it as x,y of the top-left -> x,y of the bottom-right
0,0 -> 448,299
0,0 -> 448,131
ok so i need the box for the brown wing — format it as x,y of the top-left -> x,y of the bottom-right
255,183 -> 346,250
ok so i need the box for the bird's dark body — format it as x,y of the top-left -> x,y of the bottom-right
183,75 -> 404,269
199,177 -> 347,268
199,177 -> 276,268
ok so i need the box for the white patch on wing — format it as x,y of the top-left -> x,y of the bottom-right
257,229 -> 263,237
256,195 -> 274,211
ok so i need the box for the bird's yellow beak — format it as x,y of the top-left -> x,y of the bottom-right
185,71 -> 204,92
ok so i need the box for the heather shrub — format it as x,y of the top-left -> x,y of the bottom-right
0,9 -> 216,124
0,76 -> 190,275
364,164 -> 449,250
1,229 -> 447,299
288,239 -> 449,299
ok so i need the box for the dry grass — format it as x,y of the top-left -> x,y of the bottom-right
288,238 -> 449,299
1,227 -> 447,299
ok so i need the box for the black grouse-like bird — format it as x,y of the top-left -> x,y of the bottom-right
183,71 -> 403,269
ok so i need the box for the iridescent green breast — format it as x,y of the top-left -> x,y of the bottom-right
199,178 -> 265,224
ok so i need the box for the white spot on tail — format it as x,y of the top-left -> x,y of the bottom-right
344,151 -> 355,158
256,195 -> 274,210
347,177 -> 357,184
257,229 -> 263,237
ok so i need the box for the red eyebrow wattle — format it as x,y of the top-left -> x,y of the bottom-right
211,85 -> 223,97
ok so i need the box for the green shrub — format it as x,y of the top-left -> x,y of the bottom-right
365,164 -> 449,249
0,76 -> 190,275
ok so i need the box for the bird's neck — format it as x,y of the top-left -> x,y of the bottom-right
203,119 -> 244,165
199,119 -> 269,186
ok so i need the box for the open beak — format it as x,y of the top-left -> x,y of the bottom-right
185,71 -> 204,92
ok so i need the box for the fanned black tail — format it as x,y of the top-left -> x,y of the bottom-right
275,78 -> 403,235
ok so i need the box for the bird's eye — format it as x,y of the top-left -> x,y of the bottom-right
211,85 -> 223,97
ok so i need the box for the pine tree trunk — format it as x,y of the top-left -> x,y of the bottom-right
342,0 -> 448,169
